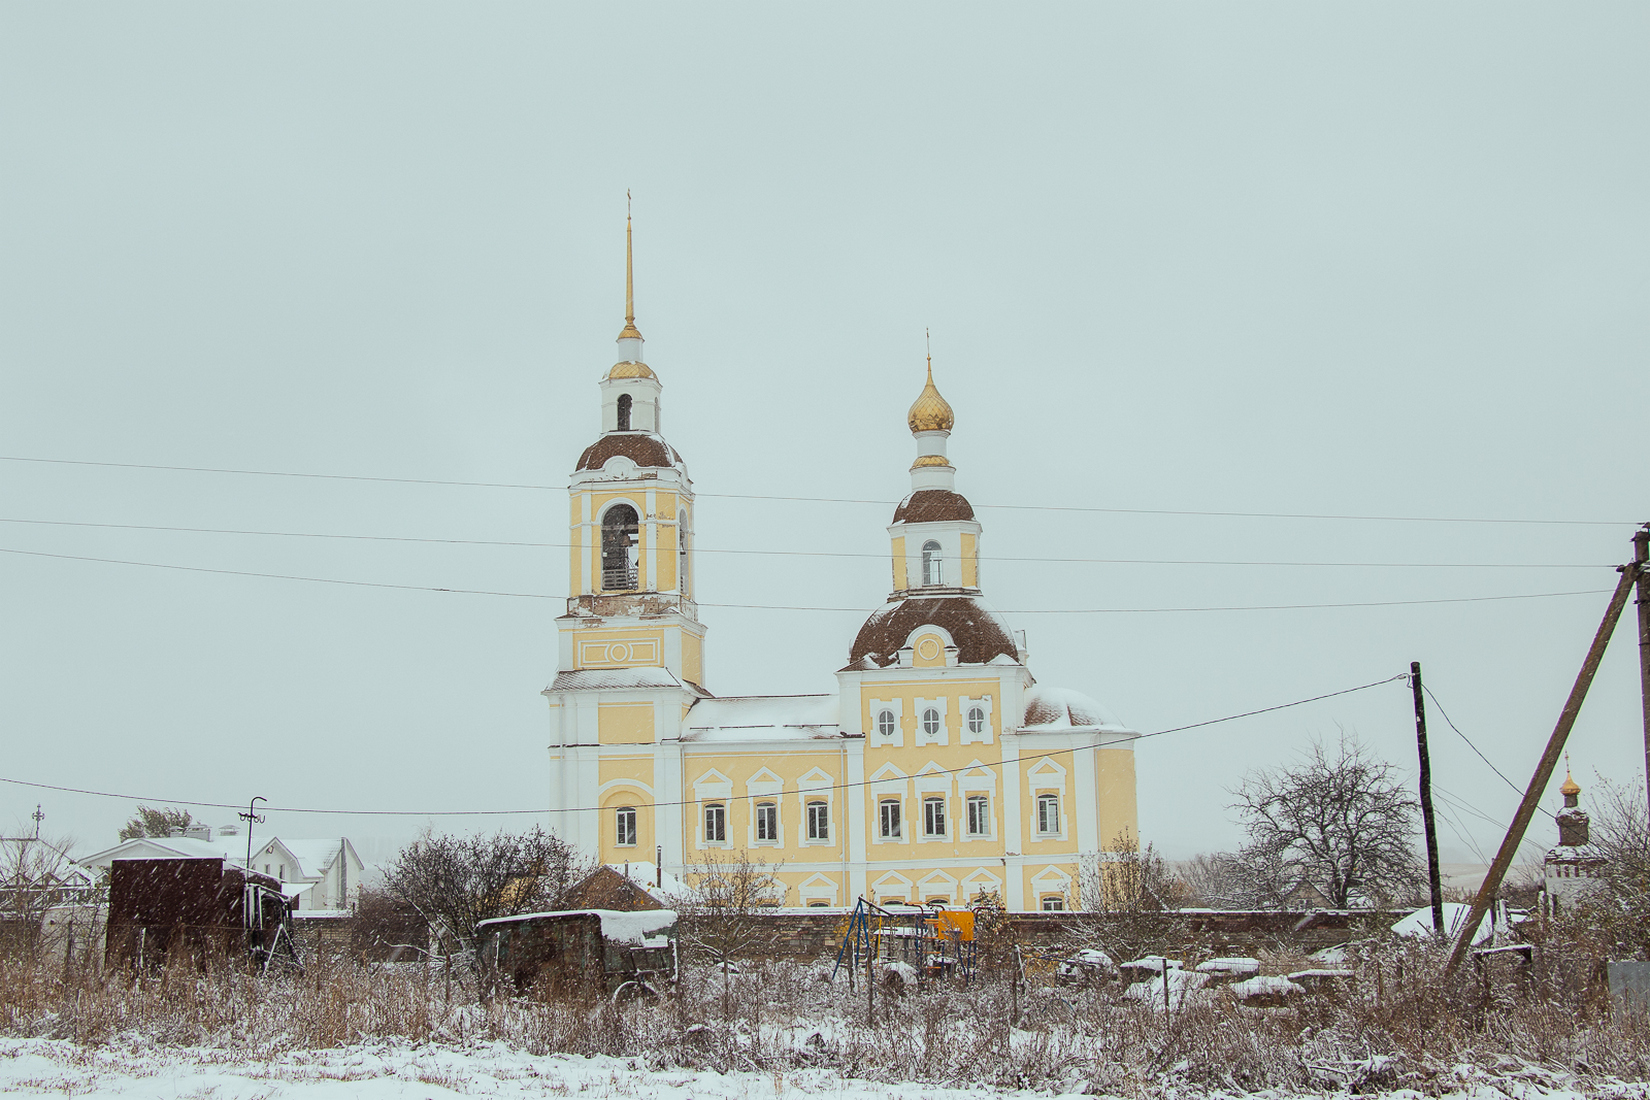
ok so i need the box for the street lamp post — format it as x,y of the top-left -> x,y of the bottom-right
239,797 -> 266,869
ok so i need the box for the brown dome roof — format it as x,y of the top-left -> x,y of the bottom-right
845,596 -> 1018,667
575,433 -> 683,472
892,489 -> 975,525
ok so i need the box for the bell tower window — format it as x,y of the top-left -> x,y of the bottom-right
616,393 -> 632,431
921,541 -> 943,586
601,504 -> 639,590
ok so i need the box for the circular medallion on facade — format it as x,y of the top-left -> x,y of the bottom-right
608,643 -> 630,664
915,636 -> 942,662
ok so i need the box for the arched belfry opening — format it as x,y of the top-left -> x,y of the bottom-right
616,393 -> 632,431
601,504 -> 640,590
921,540 -> 944,586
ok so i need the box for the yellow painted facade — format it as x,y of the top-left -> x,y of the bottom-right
545,229 -> 1139,911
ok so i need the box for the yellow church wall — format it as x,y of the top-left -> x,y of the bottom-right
572,627 -> 668,670
1022,760 -> 1079,858
680,749 -> 847,862
598,754 -> 657,863
960,533 -> 977,588
655,522 -> 678,592
859,679 -> 1002,741
1096,748 -> 1139,848
598,703 -> 656,744
890,536 -> 907,591
682,631 -> 704,687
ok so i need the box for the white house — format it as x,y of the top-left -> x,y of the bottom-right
80,824 -> 365,912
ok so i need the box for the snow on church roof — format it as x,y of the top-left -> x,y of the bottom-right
549,668 -> 684,692
1021,684 -> 1125,731
681,695 -> 840,741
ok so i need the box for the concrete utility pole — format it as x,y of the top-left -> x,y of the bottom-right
1634,526 -> 1650,824
1410,663 -> 1446,939
1444,555 -> 1641,978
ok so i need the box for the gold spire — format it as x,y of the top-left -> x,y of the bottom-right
1560,753 -> 1581,797
618,191 -> 643,343
907,331 -> 955,433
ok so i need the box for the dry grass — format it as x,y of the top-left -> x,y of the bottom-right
2,925 -> 1648,1094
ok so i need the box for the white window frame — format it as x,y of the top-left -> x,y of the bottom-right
1041,894 -> 1065,911
922,795 -> 947,839
754,801 -> 779,845
1035,792 -> 1062,838
704,802 -> 728,846
913,696 -> 948,747
615,806 -> 637,848
921,539 -> 944,586
960,695 -> 994,745
805,799 -> 829,842
879,798 -> 903,841
965,793 -> 990,838
868,698 -> 903,746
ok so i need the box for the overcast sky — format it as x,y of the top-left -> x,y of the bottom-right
2,4 -> 1646,871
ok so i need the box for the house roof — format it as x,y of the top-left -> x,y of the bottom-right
549,667 -> 684,692
681,695 -> 839,741
81,835 -> 357,884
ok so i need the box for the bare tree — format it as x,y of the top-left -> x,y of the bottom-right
668,850 -> 782,1018
1077,830 -> 1190,960
118,805 -> 193,841
1,834 -> 100,956
383,827 -> 589,970
1231,736 -> 1424,909
1180,845 -> 1294,909
1562,777 -> 1650,954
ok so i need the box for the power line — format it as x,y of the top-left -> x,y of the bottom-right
0,454 -> 1634,527
0,675 -> 1407,819
1421,684 -> 1528,800
0,546 -> 1613,614
0,516 -> 1614,571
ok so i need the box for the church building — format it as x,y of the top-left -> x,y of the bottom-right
544,219 -> 1140,910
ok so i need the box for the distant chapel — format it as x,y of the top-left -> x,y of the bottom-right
544,219 -> 1140,910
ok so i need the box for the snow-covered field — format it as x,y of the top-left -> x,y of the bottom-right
2,1037 -> 1647,1100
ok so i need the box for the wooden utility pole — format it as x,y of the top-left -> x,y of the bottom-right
1634,526 -> 1650,823
1410,662 -> 1446,938
1445,564 -> 1641,977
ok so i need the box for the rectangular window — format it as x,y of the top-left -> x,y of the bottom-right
615,807 -> 637,847
923,796 -> 946,838
806,799 -> 829,841
1041,895 -> 1065,911
966,794 -> 989,837
755,801 -> 778,842
1036,793 -> 1060,836
879,798 -> 902,839
704,802 -> 726,843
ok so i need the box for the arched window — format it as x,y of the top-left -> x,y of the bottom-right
704,802 -> 726,844
601,504 -> 639,590
876,709 -> 896,738
678,510 -> 690,596
879,798 -> 902,839
1036,793 -> 1061,836
967,706 -> 986,736
921,540 -> 943,586
923,796 -> 946,837
616,393 -> 632,431
755,801 -> 778,842
615,806 -> 637,847
921,708 -> 941,737
806,799 -> 829,841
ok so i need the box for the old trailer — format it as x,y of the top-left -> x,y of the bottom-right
477,908 -> 677,999
105,856 -> 297,972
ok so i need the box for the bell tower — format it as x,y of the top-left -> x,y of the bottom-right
887,351 -> 983,597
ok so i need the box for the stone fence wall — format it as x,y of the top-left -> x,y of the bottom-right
292,907 -> 1401,966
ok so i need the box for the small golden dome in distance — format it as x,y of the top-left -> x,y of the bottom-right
1560,771 -> 1581,797
606,361 -> 656,380
907,361 -> 954,434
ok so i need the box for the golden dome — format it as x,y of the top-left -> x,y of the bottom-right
911,454 -> 952,468
907,360 -> 954,434
1560,770 -> 1581,797
607,361 -> 656,380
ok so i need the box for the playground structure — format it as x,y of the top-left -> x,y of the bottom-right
830,897 -> 978,987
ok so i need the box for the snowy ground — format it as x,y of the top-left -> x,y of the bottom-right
2,1038 -> 1646,1100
